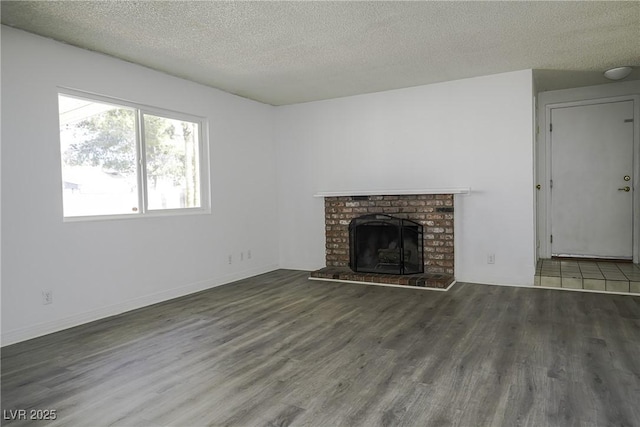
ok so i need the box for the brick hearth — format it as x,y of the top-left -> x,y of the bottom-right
310,267 -> 454,289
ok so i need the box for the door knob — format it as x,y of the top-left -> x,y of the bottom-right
618,186 -> 631,192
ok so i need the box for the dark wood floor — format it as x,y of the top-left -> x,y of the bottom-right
2,270 -> 639,427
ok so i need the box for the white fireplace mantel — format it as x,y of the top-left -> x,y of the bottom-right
313,188 -> 471,198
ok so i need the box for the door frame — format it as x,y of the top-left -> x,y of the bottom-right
541,95 -> 640,263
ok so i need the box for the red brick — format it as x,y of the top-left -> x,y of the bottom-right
322,193 -> 454,275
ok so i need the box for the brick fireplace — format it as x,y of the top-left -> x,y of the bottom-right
310,193 -> 456,289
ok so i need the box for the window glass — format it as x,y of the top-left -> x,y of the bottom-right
143,114 -> 200,210
59,95 -> 139,217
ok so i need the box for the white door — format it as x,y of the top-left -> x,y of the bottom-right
550,100 -> 634,259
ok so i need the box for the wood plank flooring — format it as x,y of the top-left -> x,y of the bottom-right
2,270 -> 640,426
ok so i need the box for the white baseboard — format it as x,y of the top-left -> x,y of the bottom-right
455,278 -> 534,287
1,264 -> 279,347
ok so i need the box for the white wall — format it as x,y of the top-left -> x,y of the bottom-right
1,27 -> 279,345
536,80 -> 640,260
1,26 -> 538,345
275,70 -> 536,286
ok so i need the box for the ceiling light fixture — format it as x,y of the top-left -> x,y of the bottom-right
603,66 -> 633,81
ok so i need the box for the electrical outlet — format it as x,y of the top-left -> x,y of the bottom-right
228,254 -> 232,265
247,250 -> 252,260
487,254 -> 495,264
42,289 -> 53,305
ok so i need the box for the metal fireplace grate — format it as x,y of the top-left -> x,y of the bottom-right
348,214 -> 423,275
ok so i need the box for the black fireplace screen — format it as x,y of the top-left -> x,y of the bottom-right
349,214 -> 423,275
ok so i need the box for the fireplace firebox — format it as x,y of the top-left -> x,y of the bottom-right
349,214 -> 423,275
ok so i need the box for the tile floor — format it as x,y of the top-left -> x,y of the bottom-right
535,259 -> 640,294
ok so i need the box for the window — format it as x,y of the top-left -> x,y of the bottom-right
58,91 -> 207,219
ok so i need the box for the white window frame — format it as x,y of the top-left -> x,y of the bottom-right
58,88 -> 211,222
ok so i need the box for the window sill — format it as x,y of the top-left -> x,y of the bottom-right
63,207 -> 211,223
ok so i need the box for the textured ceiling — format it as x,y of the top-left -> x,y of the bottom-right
2,1 -> 639,105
